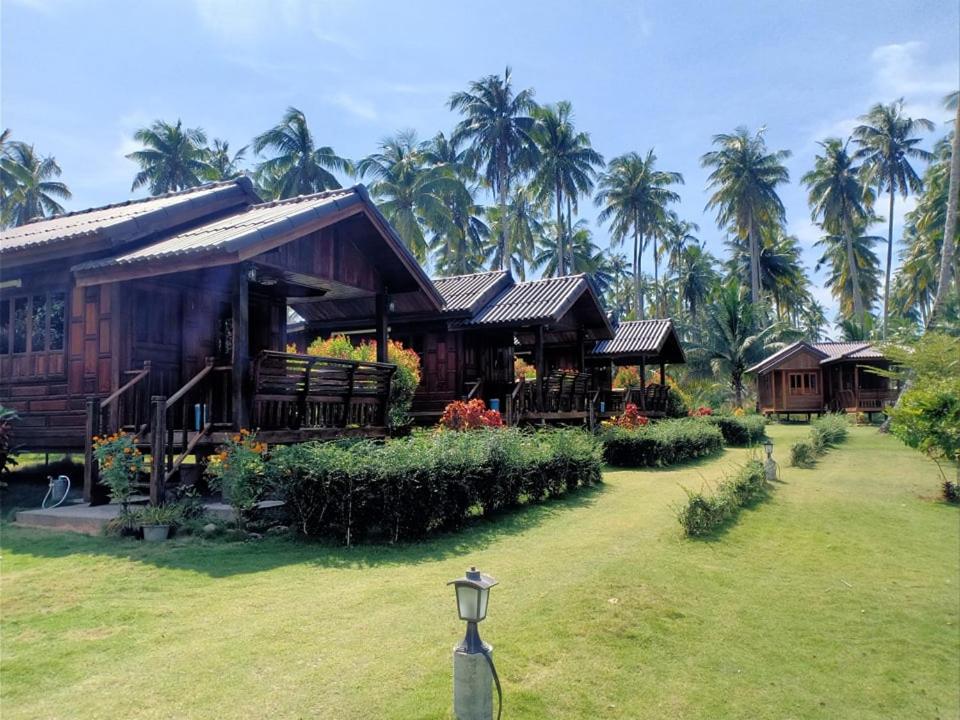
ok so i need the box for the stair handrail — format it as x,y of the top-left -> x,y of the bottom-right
101,361 -> 152,410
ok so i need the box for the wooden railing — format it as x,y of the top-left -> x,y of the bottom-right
464,377 -> 484,401
252,350 -> 395,430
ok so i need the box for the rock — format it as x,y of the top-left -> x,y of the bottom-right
247,532 -> 263,540
266,525 -> 289,536
202,523 -> 218,535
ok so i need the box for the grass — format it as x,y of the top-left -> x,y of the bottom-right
1,424 -> 957,719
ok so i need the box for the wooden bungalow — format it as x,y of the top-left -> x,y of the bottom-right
748,341 -> 898,419
0,179 -> 444,503
289,271 -> 615,425
587,319 -> 686,417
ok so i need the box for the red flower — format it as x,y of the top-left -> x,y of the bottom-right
439,399 -> 504,431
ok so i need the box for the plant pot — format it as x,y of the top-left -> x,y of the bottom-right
141,524 -> 170,542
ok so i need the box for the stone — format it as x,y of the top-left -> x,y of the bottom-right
266,525 -> 289,536
453,645 -> 494,720
202,523 -> 218,535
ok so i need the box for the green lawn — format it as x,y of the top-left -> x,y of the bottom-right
2,424 -> 958,719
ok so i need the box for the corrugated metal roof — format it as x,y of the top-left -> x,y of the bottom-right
72,189 -> 358,270
748,340 -> 887,374
0,179 -> 254,252
813,342 -> 879,361
590,319 -> 673,356
466,274 -> 587,325
432,270 -> 510,313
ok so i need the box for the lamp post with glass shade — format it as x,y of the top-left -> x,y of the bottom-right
763,438 -> 777,481
448,567 -> 500,720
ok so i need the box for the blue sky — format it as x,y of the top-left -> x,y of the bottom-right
3,0 -> 958,321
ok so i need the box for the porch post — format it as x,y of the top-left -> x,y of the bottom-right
576,326 -> 586,371
659,360 -> 666,386
150,396 -> 167,505
534,325 -> 545,409
232,265 -> 249,429
639,358 -> 646,410
375,292 -> 389,364
853,364 -> 859,410
83,398 -> 100,504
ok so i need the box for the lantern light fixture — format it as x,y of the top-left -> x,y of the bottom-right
448,567 -> 497,654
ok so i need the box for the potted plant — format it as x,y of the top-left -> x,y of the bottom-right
137,504 -> 178,542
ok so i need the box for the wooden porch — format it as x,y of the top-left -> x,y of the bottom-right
83,350 -> 394,505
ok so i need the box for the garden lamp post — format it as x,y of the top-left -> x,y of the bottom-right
763,439 -> 777,481
448,567 -> 500,720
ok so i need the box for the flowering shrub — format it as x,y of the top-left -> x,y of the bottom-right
205,429 -> 268,524
307,335 -> 421,430
600,418 -> 724,467
514,357 -> 537,380
688,406 -> 713,417
732,406 -> 745,417
439,399 -> 504,431
92,431 -> 147,506
613,365 -> 642,389
601,402 -> 649,430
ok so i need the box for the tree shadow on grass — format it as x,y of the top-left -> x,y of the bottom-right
0,484 -> 606,578
603,450 -> 729,474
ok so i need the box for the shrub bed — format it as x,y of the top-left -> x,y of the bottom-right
790,413 -> 849,467
677,460 -> 768,537
268,428 -> 602,544
601,418 -> 724,467
700,414 -> 766,446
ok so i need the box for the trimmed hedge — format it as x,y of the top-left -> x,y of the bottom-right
267,428 -> 602,544
700,414 -> 767,446
601,418 -> 724,467
677,460 -> 768,537
790,413 -> 850,467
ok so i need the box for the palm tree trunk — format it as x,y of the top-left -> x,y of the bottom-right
844,216 -> 866,324
733,371 -> 743,408
497,156 -> 509,271
748,215 -> 760,305
555,179 -> 564,276
652,233 -> 660,317
883,183 -> 895,339
929,101 -> 960,328
566,196 -> 573,274
637,230 -> 645,320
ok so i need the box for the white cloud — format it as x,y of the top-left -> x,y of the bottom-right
191,0 -> 357,53
324,92 -> 377,121
870,42 -> 956,100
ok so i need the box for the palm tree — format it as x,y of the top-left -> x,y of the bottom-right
676,243 -> 718,321
853,99 -> 934,338
529,101 -> 603,275
725,226 -> 808,321
252,107 -> 351,200
801,299 -> 829,341
1,142 -> 71,226
484,185 -> 546,279
595,150 -> 682,318
206,139 -> 247,180
449,68 -> 538,269
602,251 -> 635,323
357,131 -> 459,262
533,219 -> 604,277
430,186 -> 489,276
814,224 -> 883,320
802,138 -> 874,324
126,119 -> 212,194
699,280 -> 780,407
930,93 -> 959,326
701,126 -> 791,305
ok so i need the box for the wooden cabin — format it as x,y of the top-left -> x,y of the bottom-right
749,341 -> 898,419
0,179 -> 443,503
588,319 -> 686,417
290,271 -> 615,425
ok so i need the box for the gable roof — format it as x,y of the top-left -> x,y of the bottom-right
747,340 -> 887,374
0,178 -> 261,265
69,185 -> 444,309
590,319 -> 686,363
432,270 -> 511,314
462,274 -> 611,335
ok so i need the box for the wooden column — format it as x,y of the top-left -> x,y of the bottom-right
534,325 -> 545,409
659,360 -> 666,386
375,292 -> 389,364
232,266 -> 249,429
638,358 -> 646,410
853,364 -> 859,410
150,396 -> 166,506
83,399 -> 100,504
576,326 -> 586,371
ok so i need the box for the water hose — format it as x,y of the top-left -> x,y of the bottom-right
480,646 -> 503,720
41,475 -> 71,509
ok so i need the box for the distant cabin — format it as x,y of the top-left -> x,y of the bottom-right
748,341 -> 898,419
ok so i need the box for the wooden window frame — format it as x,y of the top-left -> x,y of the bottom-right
0,289 -> 68,375
787,371 -> 819,396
